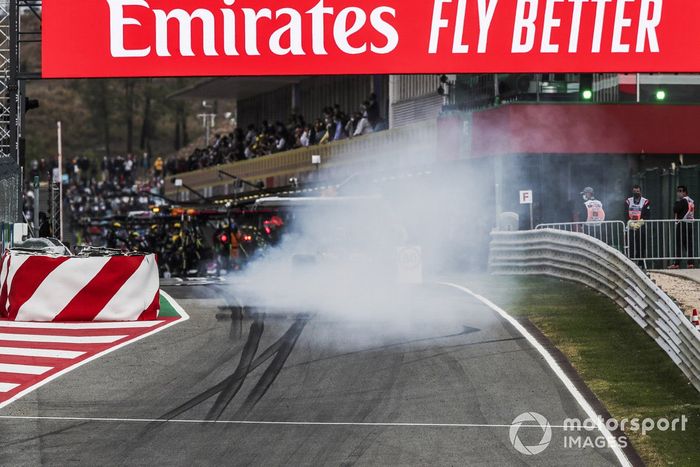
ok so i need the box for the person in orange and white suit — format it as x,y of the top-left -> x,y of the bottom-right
575,187 -> 606,238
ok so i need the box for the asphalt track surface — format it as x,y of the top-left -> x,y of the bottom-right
0,282 -> 622,466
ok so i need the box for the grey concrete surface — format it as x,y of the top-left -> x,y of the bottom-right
651,268 -> 700,284
0,283 -> 621,466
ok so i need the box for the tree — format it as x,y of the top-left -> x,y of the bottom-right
82,79 -> 113,156
173,78 -> 189,150
140,78 -> 153,156
124,79 -> 136,154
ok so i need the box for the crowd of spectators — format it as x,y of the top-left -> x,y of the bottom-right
22,152 -> 163,237
22,93 -> 386,231
26,153 -> 152,188
169,93 -> 385,175
65,176 -> 155,222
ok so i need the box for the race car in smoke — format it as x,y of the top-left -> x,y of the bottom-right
253,196 -> 422,284
227,195 -> 423,314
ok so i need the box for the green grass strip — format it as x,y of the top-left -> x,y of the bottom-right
465,275 -> 700,467
158,291 -> 180,318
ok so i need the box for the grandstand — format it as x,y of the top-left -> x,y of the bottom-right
166,73 -> 700,230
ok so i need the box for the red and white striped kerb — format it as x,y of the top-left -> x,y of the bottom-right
0,251 -> 159,322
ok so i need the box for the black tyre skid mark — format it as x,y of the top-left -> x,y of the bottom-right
207,315 -> 265,420
153,314 -> 308,424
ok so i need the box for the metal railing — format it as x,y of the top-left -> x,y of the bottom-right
536,221 -> 628,255
627,219 -> 700,265
536,220 -> 700,266
0,1 -> 20,224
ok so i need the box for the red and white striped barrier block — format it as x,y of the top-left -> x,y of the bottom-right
0,251 -> 159,322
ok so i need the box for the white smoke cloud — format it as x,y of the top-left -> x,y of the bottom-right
225,126 -> 494,336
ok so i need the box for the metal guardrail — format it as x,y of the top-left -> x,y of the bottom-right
489,229 -> 700,393
536,221 -> 627,254
536,220 -> 700,266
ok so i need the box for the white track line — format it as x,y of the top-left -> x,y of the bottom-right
0,415 -> 579,428
0,291 -> 190,410
0,363 -> 53,375
440,282 -> 631,467
0,333 -> 126,344
0,321 -> 161,330
0,347 -> 85,359
0,383 -> 20,393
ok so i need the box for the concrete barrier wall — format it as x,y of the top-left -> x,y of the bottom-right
489,229 -> 700,392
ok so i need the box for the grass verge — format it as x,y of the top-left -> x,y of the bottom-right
465,275 -> 700,467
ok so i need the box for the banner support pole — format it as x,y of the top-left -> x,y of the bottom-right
57,121 -> 63,241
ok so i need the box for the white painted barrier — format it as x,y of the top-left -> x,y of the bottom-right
489,229 -> 700,392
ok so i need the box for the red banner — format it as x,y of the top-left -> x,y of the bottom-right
42,0 -> 700,78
